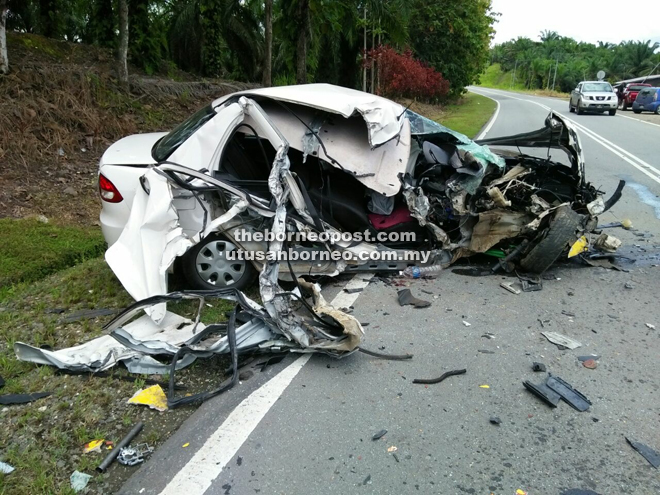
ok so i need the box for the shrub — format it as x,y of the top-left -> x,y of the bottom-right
365,45 -> 450,102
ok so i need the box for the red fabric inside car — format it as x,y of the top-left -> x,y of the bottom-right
368,205 -> 415,230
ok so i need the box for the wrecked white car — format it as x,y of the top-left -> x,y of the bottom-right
98,84 -> 622,292
15,84 -> 623,407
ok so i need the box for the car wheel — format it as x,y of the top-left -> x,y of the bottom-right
609,109 -> 616,116
655,106 -> 660,115
576,100 -> 584,115
181,234 -> 256,291
633,108 -> 642,114
569,100 -> 575,113
519,206 -> 583,274
622,102 -> 628,111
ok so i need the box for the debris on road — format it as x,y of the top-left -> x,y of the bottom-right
0,461 -> 15,474
582,359 -> 597,369
482,332 -> 496,339
546,375 -> 592,411
117,443 -> 154,467
412,368 -> 466,385
624,282 -> 634,289
625,437 -> 660,468
397,289 -> 431,308
645,323 -> 656,330
523,380 -> 561,408
362,474 -> 372,485
182,443 -> 190,448
489,416 -> 501,425
561,310 -> 576,317
462,320 -> 471,327
594,233 -> 622,252
372,429 -> 387,441
479,384 -> 490,389
343,287 -> 363,294
532,362 -> 547,372
70,471 -> 92,492
541,331 -> 582,349
387,446 -> 397,453
500,282 -> 520,295
96,422 -> 144,473
127,385 -> 168,412
560,490 -> 601,495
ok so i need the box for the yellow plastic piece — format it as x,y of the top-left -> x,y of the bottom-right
479,385 -> 490,389
621,218 -> 633,230
568,236 -> 588,258
83,439 -> 104,454
516,490 -> 528,495
182,443 -> 190,448
127,384 -> 168,412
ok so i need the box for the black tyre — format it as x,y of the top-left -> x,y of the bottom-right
655,106 -> 660,115
181,234 -> 256,291
633,108 -> 642,114
576,101 -> 584,115
609,109 -> 616,116
569,100 -> 575,113
519,206 -> 583,274
622,102 -> 628,111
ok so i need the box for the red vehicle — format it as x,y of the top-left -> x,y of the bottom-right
618,83 -> 652,110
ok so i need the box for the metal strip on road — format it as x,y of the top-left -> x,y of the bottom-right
158,273 -> 373,495
471,88 -> 660,185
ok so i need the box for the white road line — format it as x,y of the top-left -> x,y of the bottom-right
159,273 -> 373,495
476,88 -> 660,185
617,113 -> 660,129
475,94 -> 500,140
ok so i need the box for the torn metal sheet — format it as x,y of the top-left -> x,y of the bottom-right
15,312 -> 201,374
541,331 -> 582,349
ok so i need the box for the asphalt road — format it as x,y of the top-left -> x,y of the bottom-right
119,88 -> 660,495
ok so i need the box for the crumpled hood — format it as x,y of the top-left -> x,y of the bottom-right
475,111 -> 585,183
100,132 -> 166,166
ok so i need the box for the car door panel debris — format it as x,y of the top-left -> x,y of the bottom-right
397,289 -> 432,308
542,331 -> 582,349
625,438 -> 660,468
412,368 -> 466,385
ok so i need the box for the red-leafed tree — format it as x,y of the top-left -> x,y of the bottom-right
366,45 -> 450,102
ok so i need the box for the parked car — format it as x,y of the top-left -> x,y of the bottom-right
618,83 -> 652,111
632,87 -> 660,114
99,84 -> 620,299
569,81 -> 618,115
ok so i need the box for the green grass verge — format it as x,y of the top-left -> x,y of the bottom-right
0,218 -> 106,296
437,92 -> 498,139
478,63 -> 569,98
0,256 -> 236,494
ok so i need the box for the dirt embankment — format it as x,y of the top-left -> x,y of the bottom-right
0,33 -> 254,225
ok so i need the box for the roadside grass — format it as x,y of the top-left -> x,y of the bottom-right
0,218 -> 106,296
437,92 -> 498,138
478,63 -> 570,99
0,256 -> 237,494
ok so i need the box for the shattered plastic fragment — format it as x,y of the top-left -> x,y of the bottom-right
83,439 -> 105,454
546,375 -> 592,411
594,234 -> 622,253
568,236 -> 589,258
500,282 -> 520,295
490,416 -> 501,425
541,331 -> 582,350
70,471 -> 92,493
582,359 -> 597,369
523,380 -> 561,407
645,323 -> 655,330
0,461 -> 15,474
463,321 -> 471,327
479,385 -> 490,389
372,429 -> 387,440
532,362 -> 547,372
387,446 -> 398,453
127,385 -> 168,412
625,437 -> 660,468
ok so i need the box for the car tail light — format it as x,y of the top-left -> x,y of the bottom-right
99,174 -> 124,203
654,92 -> 658,102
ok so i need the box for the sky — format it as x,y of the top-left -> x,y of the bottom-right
490,0 -> 660,47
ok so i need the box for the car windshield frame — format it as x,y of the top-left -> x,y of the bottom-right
582,82 -> 613,92
152,104 -> 217,162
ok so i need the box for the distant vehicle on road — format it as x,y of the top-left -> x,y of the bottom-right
569,81 -> 618,116
618,83 -> 652,111
632,87 -> 660,115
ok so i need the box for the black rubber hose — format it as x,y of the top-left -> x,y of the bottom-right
412,368 -> 466,384
358,347 -> 413,360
